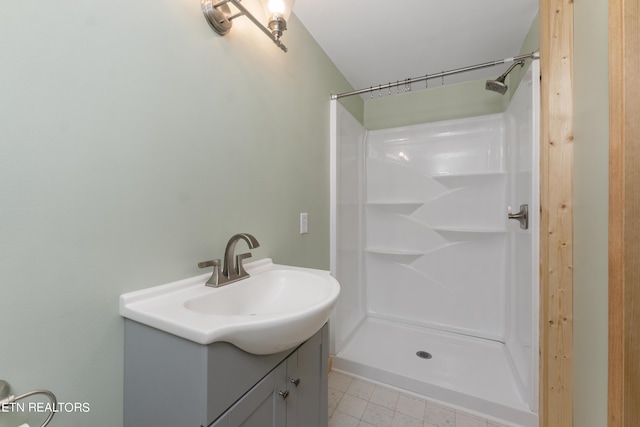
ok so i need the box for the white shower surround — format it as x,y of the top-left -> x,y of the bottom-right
330,62 -> 539,427
364,113 -> 509,342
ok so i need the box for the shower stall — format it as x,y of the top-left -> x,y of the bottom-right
329,60 -> 539,426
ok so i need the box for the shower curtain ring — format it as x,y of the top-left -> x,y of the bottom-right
388,83 -> 392,96
425,75 -> 428,88
370,86 -> 373,99
405,78 -> 411,92
396,81 -> 400,94
379,84 -> 383,97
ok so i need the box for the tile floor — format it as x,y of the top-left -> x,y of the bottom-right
328,370 -> 511,427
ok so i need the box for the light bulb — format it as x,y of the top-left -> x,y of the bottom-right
263,0 -> 294,21
268,0 -> 286,16
263,0 -> 294,40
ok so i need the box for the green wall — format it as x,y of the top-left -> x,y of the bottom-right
0,1 -> 357,425
574,0 -> 609,425
507,13 -> 540,100
362,13 -> 539,130
364,79 -> 507,130
365,68 -> 563,131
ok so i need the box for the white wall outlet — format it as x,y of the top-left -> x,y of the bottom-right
300,212 -> 308,234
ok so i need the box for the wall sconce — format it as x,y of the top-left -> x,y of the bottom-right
201,0 -> 295,52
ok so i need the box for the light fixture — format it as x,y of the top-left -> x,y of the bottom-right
201,0 -> 295,53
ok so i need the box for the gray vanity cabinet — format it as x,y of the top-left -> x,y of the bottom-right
285,328 -> 327,427
123,320 -> 328,427
212,324 -> 328,427
211,363 -> 287,427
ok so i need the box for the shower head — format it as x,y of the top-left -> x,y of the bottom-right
485,60 -> 526,95
485,77 -> 509,95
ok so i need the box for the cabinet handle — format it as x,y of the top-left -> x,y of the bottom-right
278,390 -> 289,399
290,378 -> 300,387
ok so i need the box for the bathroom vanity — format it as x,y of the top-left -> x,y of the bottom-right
123,320 -> 329,427
120,257 -> 338,426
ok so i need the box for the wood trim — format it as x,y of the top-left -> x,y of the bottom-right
608,1 -> 624,424
608,0 -> 640,425
539,0 -> 574,426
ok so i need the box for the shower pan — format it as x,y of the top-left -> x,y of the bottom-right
329,61 -> 540,427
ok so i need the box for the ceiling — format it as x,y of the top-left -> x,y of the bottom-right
293,0 -> 539,95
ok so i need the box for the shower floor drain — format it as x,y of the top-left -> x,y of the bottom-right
416,351 -> 432,359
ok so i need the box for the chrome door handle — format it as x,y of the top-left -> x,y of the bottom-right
279,390 -> 289,399
508,204 -> 529,229
290,378 -> 300,387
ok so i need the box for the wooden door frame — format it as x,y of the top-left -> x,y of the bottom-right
608,0 -> 640,426
539,0 -> 574,426
541,0 -> 640,425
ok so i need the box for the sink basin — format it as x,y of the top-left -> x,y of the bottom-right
119,259 -> 340,355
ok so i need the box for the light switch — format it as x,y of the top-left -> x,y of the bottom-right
300,213 -> 308,234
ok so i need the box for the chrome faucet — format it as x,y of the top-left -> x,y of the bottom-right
198,233 -> 260,287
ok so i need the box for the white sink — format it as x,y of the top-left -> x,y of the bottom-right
119,259 -> 340,355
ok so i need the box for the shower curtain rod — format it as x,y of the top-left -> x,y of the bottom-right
330,51 -> 539,100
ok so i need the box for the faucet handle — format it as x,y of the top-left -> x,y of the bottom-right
198,259 -> 223,287
198,259 -> 221,269
235,252 -> 253,278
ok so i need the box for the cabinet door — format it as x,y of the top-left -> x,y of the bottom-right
211,363 -> 287,427
286,326 -> 328,427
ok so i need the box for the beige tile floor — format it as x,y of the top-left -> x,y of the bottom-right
328,371 -> 512,427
